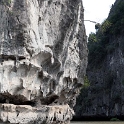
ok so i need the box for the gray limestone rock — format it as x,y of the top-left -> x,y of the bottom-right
0,0 -> 87,123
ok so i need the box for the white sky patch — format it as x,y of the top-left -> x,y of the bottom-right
83,0 -> 116,36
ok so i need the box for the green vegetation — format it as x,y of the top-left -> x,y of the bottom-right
100,20 -> 112,33
75,0 -> 124,117
110,118 -> 120,121
8,0 -> 11,4
0,0 -> 11,5
74,76 -> 91,114
88,0 -> 124,68
121,79 -> 124,86
108,0 -> 124,34
88,31 -> 107,67
75,85 -> 91,113
83,76 -> 90,88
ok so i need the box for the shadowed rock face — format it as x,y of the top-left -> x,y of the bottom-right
0,0 -> 87,123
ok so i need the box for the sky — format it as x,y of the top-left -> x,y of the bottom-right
83,0 -> 116,36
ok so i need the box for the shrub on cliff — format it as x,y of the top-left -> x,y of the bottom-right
88,0 -> 124,67
0,0 -> 11,5
88,31 -> 107,67
110,118 -> 120,121
108,0 -> 124,34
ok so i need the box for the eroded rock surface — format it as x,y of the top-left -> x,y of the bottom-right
0,0 -> 87,123
0,104 -> 74,124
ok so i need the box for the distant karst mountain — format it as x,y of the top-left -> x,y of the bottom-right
74,0 -> 124,121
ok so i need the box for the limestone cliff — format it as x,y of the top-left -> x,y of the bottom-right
75,0 -> 124,120
0,0 -> 87,123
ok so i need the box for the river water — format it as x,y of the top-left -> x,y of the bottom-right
71,122 -> 123,124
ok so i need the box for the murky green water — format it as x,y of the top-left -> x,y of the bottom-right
71,122 -> 123,124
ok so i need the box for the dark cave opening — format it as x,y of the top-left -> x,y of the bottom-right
0,92 -> 60,107
0,93 -> 35,106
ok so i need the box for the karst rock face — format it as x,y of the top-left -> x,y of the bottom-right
0,0 -> 87,123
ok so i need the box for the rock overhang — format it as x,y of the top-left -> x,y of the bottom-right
0,0 -> 88,123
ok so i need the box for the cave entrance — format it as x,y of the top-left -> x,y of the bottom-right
0,93 -> 35,106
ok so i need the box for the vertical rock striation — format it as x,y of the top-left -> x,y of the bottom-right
0,0 -> 87,123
